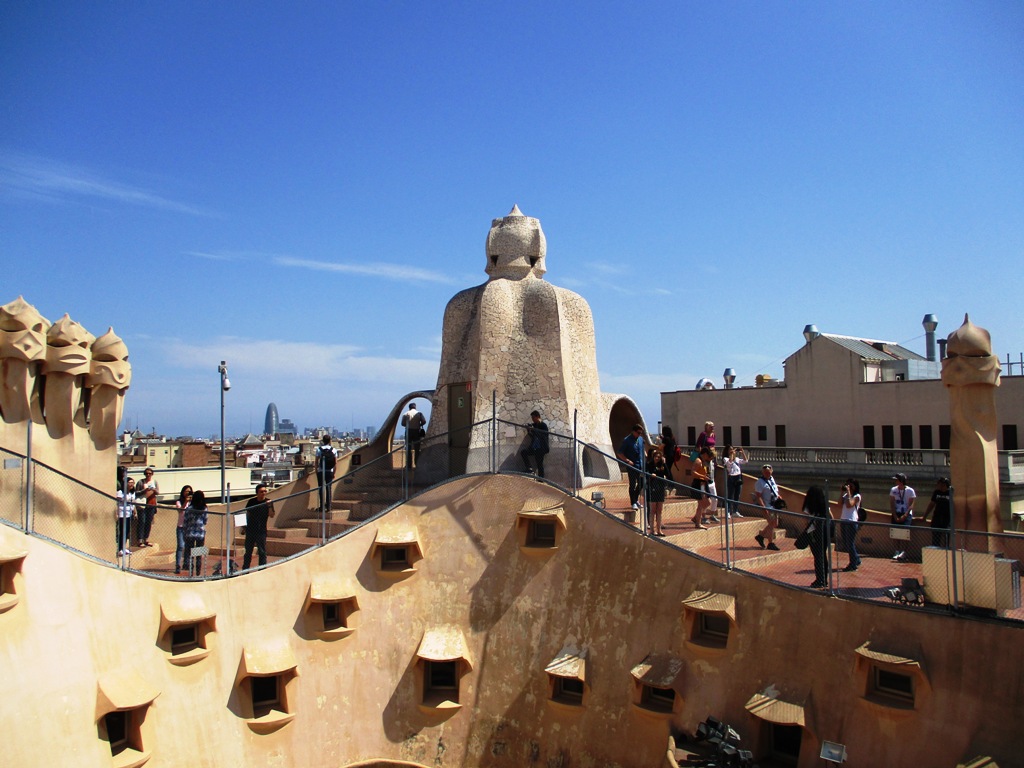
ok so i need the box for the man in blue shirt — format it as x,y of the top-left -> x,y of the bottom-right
617,424 -> 646,510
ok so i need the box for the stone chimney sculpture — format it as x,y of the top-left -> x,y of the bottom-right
419,206 -> 641,485
0,296 -> 49,425
0,296 -> 131,529
941,314 -> 1002,548
88,329 -> 132,450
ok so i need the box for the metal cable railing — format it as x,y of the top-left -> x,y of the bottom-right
2,427 -> 1021,625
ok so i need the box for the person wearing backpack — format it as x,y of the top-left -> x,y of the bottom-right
315,434 -> 337,514
401,403 -> 427,466
839,478 -> 862,572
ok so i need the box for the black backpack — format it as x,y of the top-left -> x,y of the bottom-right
318,446 -> 336,473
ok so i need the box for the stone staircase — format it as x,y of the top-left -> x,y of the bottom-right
665,516 -> 793,566
261,466 -> 411,550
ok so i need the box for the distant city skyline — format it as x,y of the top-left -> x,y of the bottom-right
3,4 -> 1021,438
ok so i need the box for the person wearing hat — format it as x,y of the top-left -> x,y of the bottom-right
889,473 -> 916,561
752,464 -> 781,551
922,477 -> 952,548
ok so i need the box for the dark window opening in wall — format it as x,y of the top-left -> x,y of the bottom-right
722,426 -> 733,446
757,426 -> 767,442
881,425 -> 895,449
687,426 -> 697,446
775,425 -> 786,447
170,624 -> 199,654
526,520 -> 557,548
863,426 -> 876,449
641,685 -> 676,712
741,426 -> 751,446
698,613 -> 730,642
426,661 -> 458,699
322,602 -> 342,630
919,426 -> 933,450
553,677 -> 584,705
872,667 -> 914,703
1003,425 -> 1019,451
381,545 -> 410,571
771,724 -> 803,761
900,425 -> 913,449
252,676 -> 280,714
939,425 -> 951,450
104,711 -> 129,754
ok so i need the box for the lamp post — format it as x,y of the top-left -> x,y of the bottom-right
219,361 -> 231,502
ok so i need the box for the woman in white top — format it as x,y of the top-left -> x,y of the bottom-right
839,477 -> 862,572
724,446 -> 748,518
115,477 -> 135,557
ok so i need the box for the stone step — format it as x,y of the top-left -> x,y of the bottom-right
214,534 -> 320,557
291,518 -> 359,538
664,518 -> 786,547
267,527 -> 310,539
125,546 -> 174,566
741,545 -> 830,569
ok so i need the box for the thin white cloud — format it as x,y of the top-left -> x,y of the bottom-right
164,337 -> 438,383
274,256 -> 457,285
589,261 -> 628,276
185,250 -> 246,262
417,335 -> 443,357
0,151 -> 214,217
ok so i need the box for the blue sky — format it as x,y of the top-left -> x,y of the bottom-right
2,2 -> 1022,439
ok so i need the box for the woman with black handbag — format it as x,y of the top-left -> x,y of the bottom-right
802,486 -> 831,589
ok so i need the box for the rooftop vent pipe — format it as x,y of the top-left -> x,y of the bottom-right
803,324 -> 820,343
923,314 -> 938,362
723,368 -> 736,389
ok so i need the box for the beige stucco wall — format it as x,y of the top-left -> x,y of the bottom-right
1,473 -> 1020,767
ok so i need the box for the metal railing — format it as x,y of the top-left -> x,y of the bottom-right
2,419 -> 1022,626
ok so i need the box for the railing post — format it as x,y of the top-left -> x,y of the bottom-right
723,469 -> 732,568
225,483 -> 232,576
949,485 -> 959,611
572,409 -> 578,496
24,419 -> 33,533
824,479 -> 833,594
492,390 -> 497,474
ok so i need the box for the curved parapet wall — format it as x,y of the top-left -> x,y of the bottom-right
1,473 -> 1019,767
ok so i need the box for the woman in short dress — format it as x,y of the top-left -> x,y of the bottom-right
690,447 -> 712,529
647,446 -> 668,536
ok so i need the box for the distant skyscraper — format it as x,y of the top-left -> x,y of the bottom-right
264,403 -> 279,435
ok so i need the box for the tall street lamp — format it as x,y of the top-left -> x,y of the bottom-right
219,361 -> 231,502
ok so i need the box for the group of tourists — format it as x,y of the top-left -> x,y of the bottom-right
606,420 -> 956,580
115,467 -> 278,576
